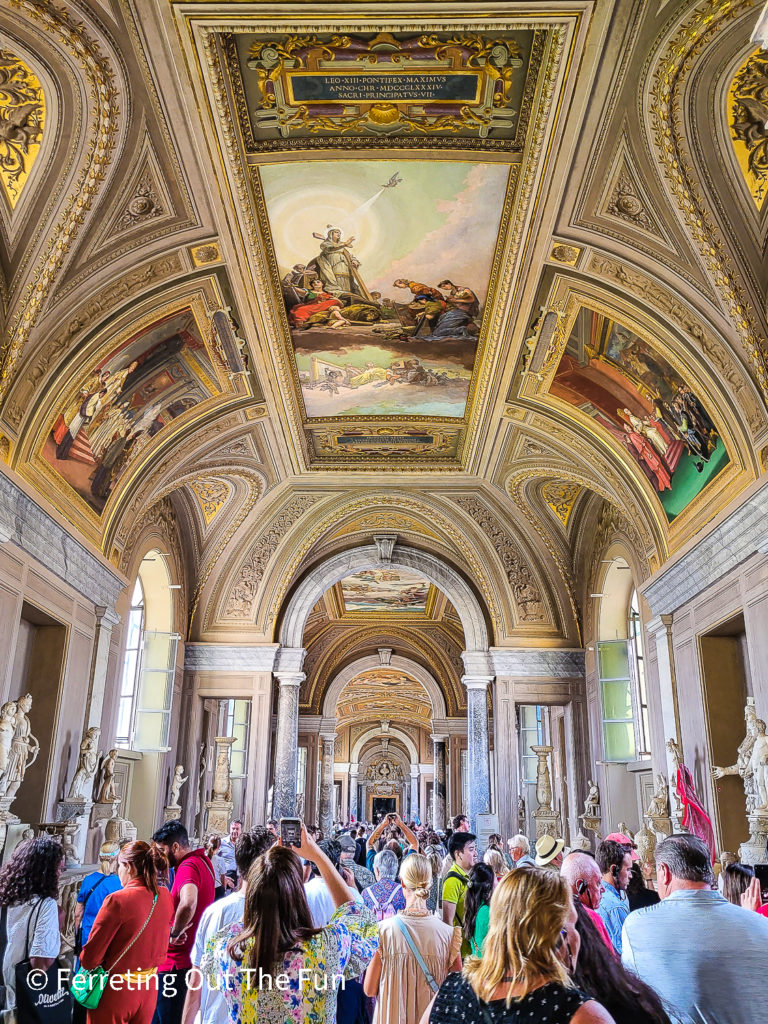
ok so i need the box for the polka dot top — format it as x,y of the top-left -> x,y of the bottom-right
429,973 -> 589,1023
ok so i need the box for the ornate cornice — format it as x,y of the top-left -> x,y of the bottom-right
0,468 -> 125,608
184,643 -> 279,673
490,648 -> 584,678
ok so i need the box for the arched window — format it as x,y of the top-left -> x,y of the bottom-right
116,578 -> 145,746
596,558 -> 650,762
116,551 -> 178,751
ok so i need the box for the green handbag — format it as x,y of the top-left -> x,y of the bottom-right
71,894 -> 157,1008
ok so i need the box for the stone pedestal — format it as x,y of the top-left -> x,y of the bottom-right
206,735 -> 235,835
739,812 -> 768,865
164,805 -> 182,822
580,813 -> 603,842
56,799 -> 92,865
531,744 -> 560,839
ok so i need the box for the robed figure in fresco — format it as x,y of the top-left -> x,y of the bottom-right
309,226 -> 372,303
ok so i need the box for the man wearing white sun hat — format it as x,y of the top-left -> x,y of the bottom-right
534,834 -> 565,870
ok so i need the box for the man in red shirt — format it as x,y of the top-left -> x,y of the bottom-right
151,820 -> 216,1024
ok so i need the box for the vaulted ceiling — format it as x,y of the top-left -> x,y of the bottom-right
1,0 -> 767,652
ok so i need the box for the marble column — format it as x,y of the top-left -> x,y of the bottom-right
360,783 -> 368,823
319,734 -> 336,836
84,606 -> 121,731
349,766 -> 359,822
463,673 -> 493,828
410,765 -> 420,823
432,734 -> 447,830
272,648 -> 306,821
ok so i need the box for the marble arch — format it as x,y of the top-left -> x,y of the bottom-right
279,542 -> 489,653
321,655 -> 448,724
351,726 -> 419,766
273,540 -> 493,828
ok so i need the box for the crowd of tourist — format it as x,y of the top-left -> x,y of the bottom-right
1,812 -> 768,1023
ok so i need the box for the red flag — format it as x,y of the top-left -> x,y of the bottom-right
677,763 -> 715,862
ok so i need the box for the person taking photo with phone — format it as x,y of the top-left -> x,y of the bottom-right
202,823 -> 378,1023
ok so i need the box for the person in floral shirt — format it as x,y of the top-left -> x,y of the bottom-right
202,824 -> 377,1023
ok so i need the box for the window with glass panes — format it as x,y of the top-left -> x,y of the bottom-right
597,640 -> 636,760
116,579 -> 144,746
520,705 -> 544,783
629,590 -> 650,756
220,699 -> 250,819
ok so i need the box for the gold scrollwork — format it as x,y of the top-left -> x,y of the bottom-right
0,49 -> 45,208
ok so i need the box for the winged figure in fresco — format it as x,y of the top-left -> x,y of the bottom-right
381,172 -> 403,188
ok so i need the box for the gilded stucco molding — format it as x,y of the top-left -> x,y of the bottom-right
645,0 -> 768,400
0,0 -> 120,401
3,252 -> 185,435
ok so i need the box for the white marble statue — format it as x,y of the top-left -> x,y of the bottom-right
647,774 -> 669,819
711,702 -> 763,812
67,726 -> 101,800
169,764 -> 188,808
0,694 -> 40,800
0,701 -> 17,774
97,748 -> 118,803
584,779 -> 600,818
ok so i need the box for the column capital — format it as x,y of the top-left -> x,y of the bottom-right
275,671 -> 305,687
462,674 -> 492,690
274,645 -> 306,675
461,650 -> 494,677
349,765 -> 359,777
430,733 -> 448,744
94,605 -> 121,628
410,765 -> 420,778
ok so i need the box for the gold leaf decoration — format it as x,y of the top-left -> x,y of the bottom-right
542,480 -> 581,527
729,48 -> 768,210
190,477 -> 231,525
0,49 -> 45,209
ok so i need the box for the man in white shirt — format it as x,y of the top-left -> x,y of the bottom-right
181,826 -> 275,1024
216,819 -> 242,890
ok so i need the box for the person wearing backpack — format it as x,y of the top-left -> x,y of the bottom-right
441,831 -> 478,958
361,849 -> 405,921
72,841 -> 122,1023
364,853 -> 461,1023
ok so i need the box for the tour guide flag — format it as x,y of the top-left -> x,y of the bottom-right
676,762 -> 715,862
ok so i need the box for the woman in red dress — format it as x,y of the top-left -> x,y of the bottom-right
79,841 -> 174,1024
289,276 -> 349,328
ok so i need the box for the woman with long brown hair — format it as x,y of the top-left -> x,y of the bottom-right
203,823 -> 377,1023
422,866 -> 616,1023
79,840 -> 174,1023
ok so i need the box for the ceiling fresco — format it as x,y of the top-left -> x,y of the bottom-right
41,309 -> 221,514
261,159 -> 509,421
336,669 -> 433,725
550,309 -> 729,522
340,568 -> 431,613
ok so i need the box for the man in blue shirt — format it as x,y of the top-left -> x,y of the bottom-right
623,834 -> 768,1024
595,838 -> 633,953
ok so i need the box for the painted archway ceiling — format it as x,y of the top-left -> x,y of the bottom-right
0,0 -> 766,641
336,670 -> 433,728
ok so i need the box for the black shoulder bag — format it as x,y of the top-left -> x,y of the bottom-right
14,898 -> 73,1023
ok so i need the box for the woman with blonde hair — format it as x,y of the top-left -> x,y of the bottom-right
422,865 -> 615,1023
484,848 -> 507,884
365,852 -> 461,1024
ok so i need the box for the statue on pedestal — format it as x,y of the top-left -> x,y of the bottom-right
647,774 -> 669,819
583,780 -> 600,818
97,749 -> 118,804
710,701 -> 768,864
0,701 -> 17,773
0,694 -> 39,803
67,727 -> 101,801
169,765 -> 187,808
